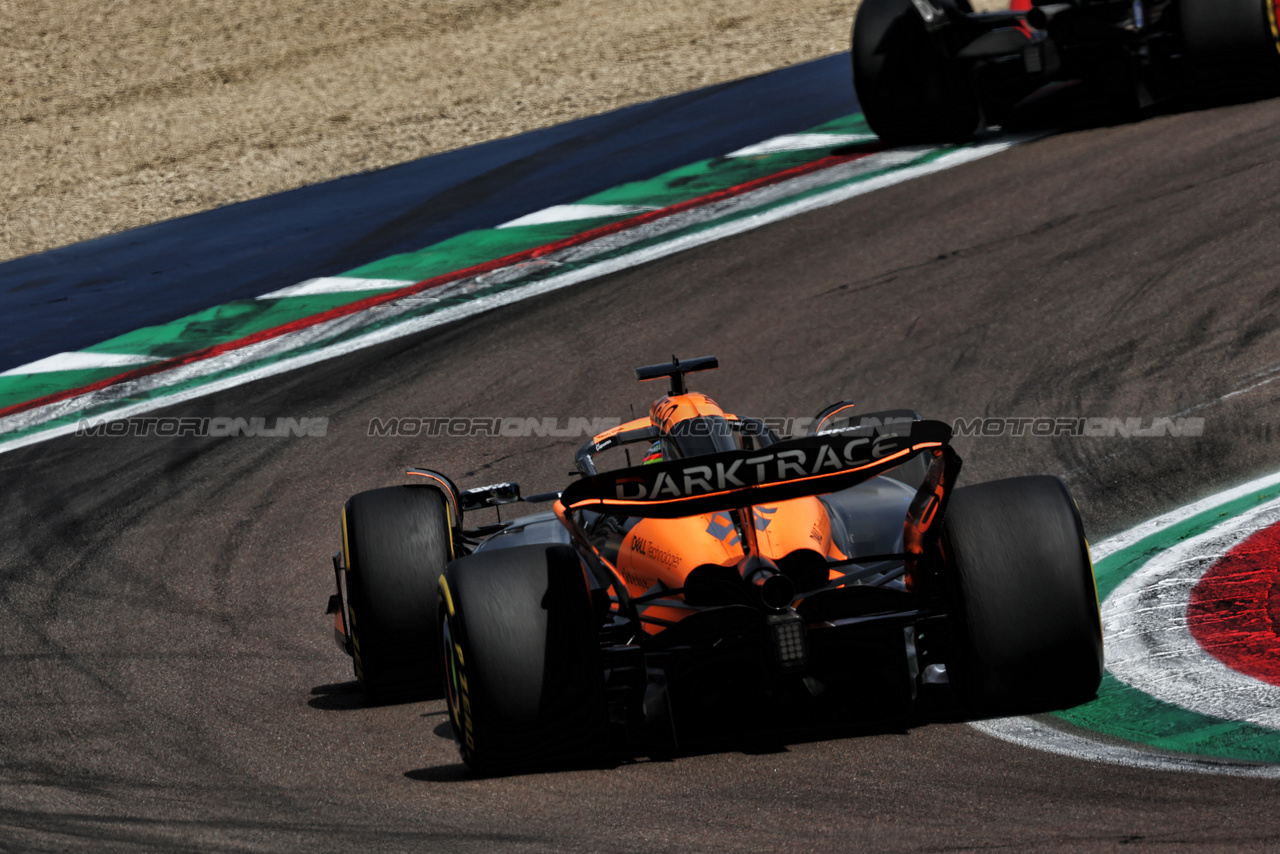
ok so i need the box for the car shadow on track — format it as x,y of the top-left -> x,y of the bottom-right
308,681 -> 366,711
1004,75 -> 1280,140
403,685 -> 1105,782
406,717 -> 916,782
308,680 -> 446,711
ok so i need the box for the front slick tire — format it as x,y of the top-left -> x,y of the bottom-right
852,0 -> 981,144
439,544 -> 607,776
941,476 -> 1103,716
343,485 -> 452,701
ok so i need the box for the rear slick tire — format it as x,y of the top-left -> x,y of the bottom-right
940,475 -> 1103,715
439,544 -> 607,775
1181,0 -> 1280,85
1181,0 -> 1274,58
852,0 -> 981,144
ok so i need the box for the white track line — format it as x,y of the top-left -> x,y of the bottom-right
725,133 -> 875,158
1173,372 -> 1280,417
969,716 -> 1280,778
256,277 -> 412,300
496,204 -> 659,228
0,137 -> 1027,454
0,352 -> 160,376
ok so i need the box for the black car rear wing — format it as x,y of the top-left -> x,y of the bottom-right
558,419 -> 954,519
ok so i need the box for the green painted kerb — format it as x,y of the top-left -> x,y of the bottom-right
0,114 -> 878,416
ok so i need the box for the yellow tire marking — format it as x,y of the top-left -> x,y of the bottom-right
439,574 -> 455,616
341,505 -> 353,573
1269,0 -> 1280,55
444,499 -> 456,561
1083,536 -> 1103,640
341,505 -> 365,685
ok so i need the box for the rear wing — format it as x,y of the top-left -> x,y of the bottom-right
558,419 -> 953,519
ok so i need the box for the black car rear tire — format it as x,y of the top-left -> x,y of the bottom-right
940,476 -> 1103,715
852,0 -> 981,144
343,485 -> 452,700
1181,0 -> 1274,59
439,544 -> 607,774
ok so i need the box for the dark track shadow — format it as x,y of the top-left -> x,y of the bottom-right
397,682 -> 1089,784
403,718 -> 912,783
307,681 -> 366,711
405,755 -> 625,782
1149,78 -> 1280,120
958,689 -> 1103,722
1004,74 -> 1280,139
406,764 -> 475,783
307,681 -> 441,710
829,139 -> 887,157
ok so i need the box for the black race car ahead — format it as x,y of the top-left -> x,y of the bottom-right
854,0 -> 1280,144
327,357 -> 1102,773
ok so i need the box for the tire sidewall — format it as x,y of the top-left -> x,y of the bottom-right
940,476 -> 1102,714
343,485 -> 452,699
438,544 -> 605,773
852,0 -> 980,144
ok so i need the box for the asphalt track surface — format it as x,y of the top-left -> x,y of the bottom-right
5,97 -> 1280,852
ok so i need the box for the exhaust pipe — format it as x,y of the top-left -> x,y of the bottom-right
1026,3 -> 1073,29
737,555 -> 795,611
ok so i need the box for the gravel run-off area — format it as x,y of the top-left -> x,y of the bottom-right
1,0 -> 1007,262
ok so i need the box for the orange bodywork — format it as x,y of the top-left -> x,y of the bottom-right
593,415 -> 652,442
648,392 -> 735,433
575,391 -> 852,633
617,499 -> 848,631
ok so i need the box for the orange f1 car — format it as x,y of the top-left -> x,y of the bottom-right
327,357 -> 1102,772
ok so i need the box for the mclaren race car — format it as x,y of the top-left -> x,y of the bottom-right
853,0 -> 1280,144
326,357 -> 1103,773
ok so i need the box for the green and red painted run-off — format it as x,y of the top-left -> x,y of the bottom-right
1189,523 -> 1280,688
0,114 -> 1027,454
